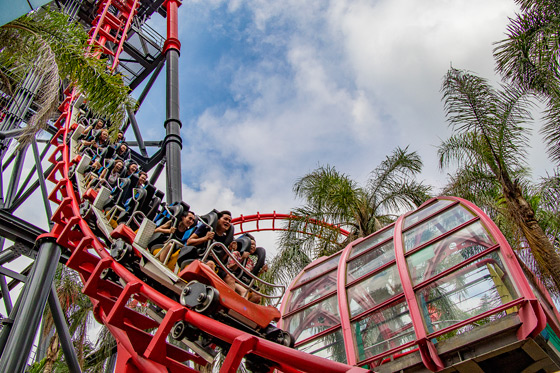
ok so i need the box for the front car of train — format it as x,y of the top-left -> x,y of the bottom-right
279,196 -> 560,372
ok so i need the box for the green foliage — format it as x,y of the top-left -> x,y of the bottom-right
494,0 -> 560,163
537,169 -> 560,249
0,9 -> 133,143
439,67 -> 560,295
440,68 -> 533,179
269,147 -> 431,285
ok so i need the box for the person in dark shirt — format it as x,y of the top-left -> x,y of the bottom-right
153,210 -> 197,271
180,210 -> 235,273
187,210 -> 233,248
114,142 -> 130,161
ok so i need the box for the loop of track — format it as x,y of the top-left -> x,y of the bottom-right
41,93 -> 368,372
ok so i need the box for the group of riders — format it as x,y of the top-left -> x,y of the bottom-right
76,118 -> 269,304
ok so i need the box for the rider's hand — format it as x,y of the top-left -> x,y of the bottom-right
206,231 -> 215,241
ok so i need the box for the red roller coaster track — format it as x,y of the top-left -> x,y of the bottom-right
232,212 -> 350,237
39,95 -> 367,372
29,1 -> 369,370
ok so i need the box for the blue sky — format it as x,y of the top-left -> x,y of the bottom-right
130,0 -> 553,254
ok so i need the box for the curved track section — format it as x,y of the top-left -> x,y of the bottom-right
41,95 -> 368,372
232,212 -> 350,237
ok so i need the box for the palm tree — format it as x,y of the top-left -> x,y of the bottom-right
493,0 -> 560,163
0,9 -> 133,143
268,147 -> 431,285
438,67 -> 560,293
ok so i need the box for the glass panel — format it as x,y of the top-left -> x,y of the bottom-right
297,329 -> 347,363
283,295 -> 340,343
352,299 -> 414,361
403,204 -> 475,253
349,225 -> 395,259
403,199 -> 455,229
417,251 -> 519,335
287,270 -> 338,313
347,240 -> 395,282
294,253 -> 341,286
407,221 -> 495,285
347,264 -> 402,317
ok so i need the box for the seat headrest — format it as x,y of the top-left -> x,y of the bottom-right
235,235 -> 252,253
199,209 -> 219,228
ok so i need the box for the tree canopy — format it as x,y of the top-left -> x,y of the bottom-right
268,147 -> 431,285
0,9 -> 133,143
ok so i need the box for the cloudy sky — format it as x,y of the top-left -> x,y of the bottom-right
128,0 -> 558,255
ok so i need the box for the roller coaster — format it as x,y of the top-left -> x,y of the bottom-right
0,1 -> 560,373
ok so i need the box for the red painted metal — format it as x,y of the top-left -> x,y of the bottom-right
338,241 -> 356,365
393,214 -> 444,371
231,212 -> 350,237
163,0 -> 182,53
45,95 -> 372,372
87,0 -> 139,69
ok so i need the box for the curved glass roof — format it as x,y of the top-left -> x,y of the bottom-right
279,196 -> 560,370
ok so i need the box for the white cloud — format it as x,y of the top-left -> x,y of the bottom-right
144,0 -> 554,257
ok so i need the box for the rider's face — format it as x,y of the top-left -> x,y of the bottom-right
217,214 -> 231,231
183,213 -> 195,228
249,240 -> 256,254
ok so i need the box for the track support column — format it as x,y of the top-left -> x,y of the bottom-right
0,241 -> 61,373
163,0 -> 183,203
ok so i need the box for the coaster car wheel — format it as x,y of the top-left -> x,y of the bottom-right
100,267 -> 119,282
110,238 -> 131,263
180,281 -> 220,314
264,326 -> 295,348
79,200 -> 94,222
171,320 -> 199,341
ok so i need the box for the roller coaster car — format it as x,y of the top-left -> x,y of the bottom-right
178,260 -> 280,330
108,219 -> 293,348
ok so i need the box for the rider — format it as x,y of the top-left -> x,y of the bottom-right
153,210 -> 197,271
179,210 -> 235,274
225,233 -> 266,303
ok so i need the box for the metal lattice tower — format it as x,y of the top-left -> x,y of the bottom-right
0,0 -> 178,370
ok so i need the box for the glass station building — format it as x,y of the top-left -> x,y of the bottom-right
279,197 -> 560,372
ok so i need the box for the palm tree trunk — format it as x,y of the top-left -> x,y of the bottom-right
43,333 -> 60,373
503,182 -> 560,293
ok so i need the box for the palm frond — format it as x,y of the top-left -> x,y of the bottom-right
493,6 -> 560,94
0,10 -> 134,143
441,68 -> 498,133
368,146 -> 431,213
541,93 -> 560,164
